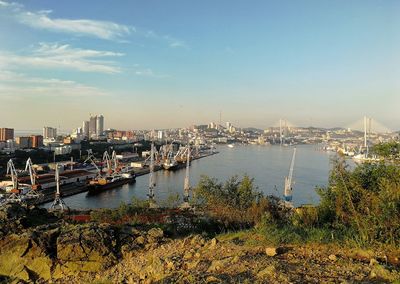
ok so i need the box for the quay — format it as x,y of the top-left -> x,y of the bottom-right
34,151 -> 218,206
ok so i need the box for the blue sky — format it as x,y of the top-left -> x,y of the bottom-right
0,0 -> 399,131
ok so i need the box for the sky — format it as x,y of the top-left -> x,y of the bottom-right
0,0 -> 399,131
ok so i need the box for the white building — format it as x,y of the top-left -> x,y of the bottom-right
96,115 -> 104,136
43,127 -> 57,139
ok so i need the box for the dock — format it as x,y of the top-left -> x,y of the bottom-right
33,151 -> 218,206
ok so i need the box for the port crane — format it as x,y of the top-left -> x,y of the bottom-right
284,148 -> 296,202
111,150 -> 119,172
180,145 -> 191,209
5,159 -> 23,203
148,142 -> 157,207
50,164 -> 69,212
24,158 -> 43,200
102,151 -> 112,174
84,151 -> 101,176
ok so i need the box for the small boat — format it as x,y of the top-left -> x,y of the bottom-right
227,144 -> 234,148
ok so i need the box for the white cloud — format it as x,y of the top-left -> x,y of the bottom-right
0,70 -> 108,98
0,1 -> 187,47
16,10 -> 133,40
0,43 -> 123,73
134,67 -> 169,78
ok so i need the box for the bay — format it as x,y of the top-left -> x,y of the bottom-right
47,144 -> 335,209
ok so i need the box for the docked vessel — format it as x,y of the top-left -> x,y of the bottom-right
87,173 -> 135,194
86,150 -> 136,194
162,152 -> 178,170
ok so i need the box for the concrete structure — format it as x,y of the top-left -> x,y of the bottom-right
82,121 -> 89,138
43,127 -> 57,139
31,135 -> 43,148
89,115 -> 97,137
96,115 -> 104,136
16,136 -> 32,149
0,128 -> 14,141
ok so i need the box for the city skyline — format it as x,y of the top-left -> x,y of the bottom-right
0,0 -> 399,130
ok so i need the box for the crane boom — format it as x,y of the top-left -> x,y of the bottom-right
25,158 -> 37,187
111,150 -> 118,172
183,145 -> 191,202
284,148 -> 296,202
102,151 -> 112,173
148,142 -> 156,200
84,151 -> 101,175
6,159 -> 18,190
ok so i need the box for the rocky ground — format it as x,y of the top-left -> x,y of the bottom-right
0,204 -> 399,284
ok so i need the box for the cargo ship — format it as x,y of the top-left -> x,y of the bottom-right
87,173 -> 135,194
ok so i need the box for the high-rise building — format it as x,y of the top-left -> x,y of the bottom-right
16,136 -> 32,149
96,115 -> 104,136
89,116 -> 97,136
0,128 -> 14,141
82,121 -> 89,138
31,135 -> 43,148
43,127 -> 57,139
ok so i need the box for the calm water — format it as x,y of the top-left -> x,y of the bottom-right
45,144 -> 336,209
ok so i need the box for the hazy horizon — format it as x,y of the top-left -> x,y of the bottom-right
0,0 -> 399,131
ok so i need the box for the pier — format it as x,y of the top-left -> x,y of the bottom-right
32,151 -> 218,206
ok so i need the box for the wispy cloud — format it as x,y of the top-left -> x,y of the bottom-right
133,65 -> 169,78
0,43 -> 123,73
17,10 -> 133,40
0,1 -> 187,47
0,70 -> 108,98
0,1 -> 131,40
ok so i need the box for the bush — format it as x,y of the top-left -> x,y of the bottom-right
316,157 -> 400,246
193,175 -> 285,228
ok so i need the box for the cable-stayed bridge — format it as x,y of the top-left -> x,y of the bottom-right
346,117 -> 393,134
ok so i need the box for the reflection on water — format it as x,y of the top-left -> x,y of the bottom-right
44,144 -> 336,209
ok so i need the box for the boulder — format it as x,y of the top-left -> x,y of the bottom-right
0,231 -> 54,282
54,223 -> 117,278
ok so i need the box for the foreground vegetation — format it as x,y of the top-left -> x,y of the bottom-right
1,143 -> 400,282
192,157 -> 400,249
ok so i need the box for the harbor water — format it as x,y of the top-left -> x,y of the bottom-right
44,144 -> 336,209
